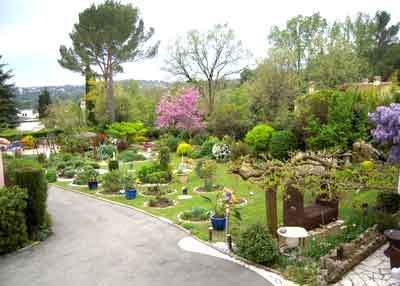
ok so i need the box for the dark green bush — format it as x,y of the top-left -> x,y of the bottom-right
15,168 -> 48,239
166,135 -> 180,152
0,186 -> 29,253
37,153 -> 47,164
376,192 -> 400,213
73,166 -> 98,185
269,130 -> 298,160
5,158 -> 42,186
108,160 -> 119,171
62,168 -> 76,178
190,133 -> 209,146
200,137 -> 220,157
90,162 -> 100,169
46,168 -> 57,183
236,223 -> 278,265
118,150 -> 135,162
159,147 -> 170,170
101,170 -> 123,193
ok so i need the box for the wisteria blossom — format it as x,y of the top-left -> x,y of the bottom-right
369,103 -> 400,163
156,89 -> 204,132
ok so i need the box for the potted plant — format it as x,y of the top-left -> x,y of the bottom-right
122,173 -> 137,200
202,194 -> 227,231
88,175 -> 98,190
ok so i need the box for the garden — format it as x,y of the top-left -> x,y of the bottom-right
1,4 -> 400,285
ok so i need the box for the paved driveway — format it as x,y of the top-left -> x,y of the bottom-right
0,187 -> 271,286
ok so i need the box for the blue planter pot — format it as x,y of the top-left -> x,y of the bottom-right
125,188 -> 137,200
88,181 -> 98,190
210,214 -> 226,231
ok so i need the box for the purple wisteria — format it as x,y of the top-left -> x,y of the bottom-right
156,89 -> 204,132
369,103 -> 400,163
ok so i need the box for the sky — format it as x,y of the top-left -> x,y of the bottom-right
0,0 -> 399,87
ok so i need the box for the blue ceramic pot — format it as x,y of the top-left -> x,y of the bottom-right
88,181 -> 98,190
210,214 -> 226,231
125,188 -> 137,200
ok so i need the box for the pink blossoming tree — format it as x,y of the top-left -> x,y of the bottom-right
156,89 -> 204,133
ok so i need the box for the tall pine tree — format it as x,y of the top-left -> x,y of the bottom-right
0,55 -> 18,130
38,88 -> 51,118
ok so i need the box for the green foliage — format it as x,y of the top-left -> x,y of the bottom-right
97,144 -> 116,160
176,142 -> 193,156
269,130 -> 298,160
181,207 -> 209,221
118,150 -> 145,162
0,186 -> 29,253
63,168 -> 76,179
106,122 -> 148,142
5,158 -> 42,186
159,147 -> 170,170
38,88 -> 52,118
236,223 -> 278,265
46,168 -> 57,183
101,170 -> 123,193
137,163 -> 172,184
200,136 -> 220,157
230,141 -> 252,160
58,1 -> 158,122
376,192 -> 400,213
166,135 -> 180,152
0,55 -> 18,130
244,124 -> 275,152
73,166 -> 98,185
360,160 -> 375,171
298,90 -> 372,150
108,160 -> 119,171
15,168 -> 48,240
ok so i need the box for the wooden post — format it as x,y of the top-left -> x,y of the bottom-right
0,150 -> 4,188
266,187 -> 278,238
227,234 -> 233,251
208,227 -> 213,241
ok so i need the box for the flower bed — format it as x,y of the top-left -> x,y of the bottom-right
317,225 -> 386,285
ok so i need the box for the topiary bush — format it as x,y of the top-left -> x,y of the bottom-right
176,142 -> 193,156
15,167 -> 48,240
46,168 -> 57,183
236,223 -> 278,265
159,146 -> 170,170
0,186 -> 29,253
269,130 -> 298,160
244,124 -> 275,152
108,160 -> 119,171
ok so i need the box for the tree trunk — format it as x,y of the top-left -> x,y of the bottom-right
105,72 -> 115,122
265,187 -> 278,238
207,79 -> 214,114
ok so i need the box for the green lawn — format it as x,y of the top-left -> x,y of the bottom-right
53,154 -> 393,241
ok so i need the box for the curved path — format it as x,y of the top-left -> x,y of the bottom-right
0,186 -> 271,286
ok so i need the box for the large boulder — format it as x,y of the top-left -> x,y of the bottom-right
352,140 -> 381,163
230,160 -> 264,180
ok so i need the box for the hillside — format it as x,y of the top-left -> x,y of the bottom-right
16,80 -> 170,109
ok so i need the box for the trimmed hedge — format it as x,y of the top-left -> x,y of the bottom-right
244,124 -> 275,152
15,167 -> 48,239
0,186 -> 29,253
5,158 -> 42,186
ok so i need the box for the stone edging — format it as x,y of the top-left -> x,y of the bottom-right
52,184 -> 296,285
317,225 -> 386,285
